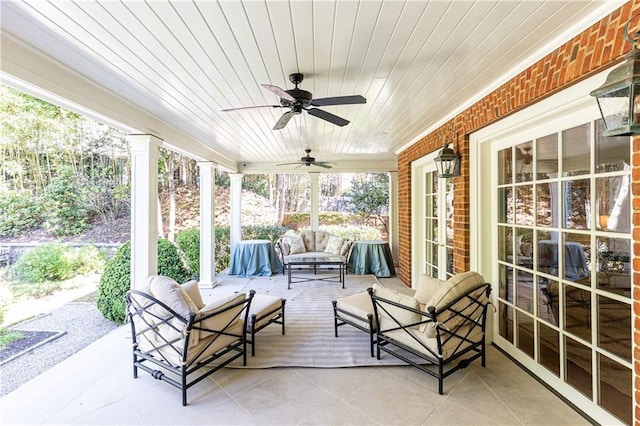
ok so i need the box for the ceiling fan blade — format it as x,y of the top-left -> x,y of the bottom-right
261,84 -> 296,102
273,111 -> 295,130
222,104 -> 284,112
276,162 -> 304,166
310,95 -> 366,106
312,162 -> 332,169
306,108 -> 349,126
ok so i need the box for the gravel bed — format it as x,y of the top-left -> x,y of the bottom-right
0,302 -> 119,396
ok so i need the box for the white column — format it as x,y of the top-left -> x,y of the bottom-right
389,172 -> 399,263
229,173 -> 243,253
309,172 -> 320,231
198,162 -> 217,288
128,134 -> 161,290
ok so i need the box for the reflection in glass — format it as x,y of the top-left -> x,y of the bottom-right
515,185 -> 534,225
537,279 -> 559,326
562,179 -> 590,230
498,148 -> 512,185
536,182 -> 557,227
517,311 -> 534,358
498,187 -> 512,224
564,283 -> 591,343
537,230 -> 559,277
516,270 -> 534,313
563,233 -> 590,282
598,353 -> 632,425
597,236 -> 631,296
515,142 -> 533,183
498,226 -> 508,262
536,133 -> 558,179
562,123 -> 590,176
596,175 -> 630,233
538,323 -> 560,377
499,302 -> 513,342
565,336 -> 592,398
595,119 -> 630,173
597,295 -> 631,362
499,263 -> 513,303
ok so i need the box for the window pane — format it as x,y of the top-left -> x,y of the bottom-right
595,119 -> 630,173
498,147 -> 512,184
497,187 -> 512,223
597,236 -> 631,296
564,283 -> 591,343
515,185 -> 534,225
538,279 -> 559,326
563,233 -> 590,283
537,230 -> 559,277
516,310 -> 534,358
565,336 -> 592,398
562,179 -> 590,230
499,302 -> 514,342
596,175 -> 630,233
562,123 -> 590,176
598,353 -> 632,425
516,270 -> 534,313
515,141 -> 533,183
597,294 -> 631,362
538,322 -> 560,377
536,182 -> 557,227
536,133 -> 559,178
499,263 -> 513,303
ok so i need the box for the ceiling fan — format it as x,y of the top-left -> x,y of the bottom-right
277,149 -> 334,169
222,73 -> 366,130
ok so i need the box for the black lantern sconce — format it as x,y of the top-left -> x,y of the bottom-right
590,16 -> 640,136
434,133 -> 461,178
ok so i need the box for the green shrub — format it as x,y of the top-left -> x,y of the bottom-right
96,239 -> 192,324
318,224 -> 382,241
66,245 -> 107,275
13,244 -> 72,283
176,228 -> 200,276
0,190 -> 42,237
42,166 -> 90,236
242,224 -> 288,242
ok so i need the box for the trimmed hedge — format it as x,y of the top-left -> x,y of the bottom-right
96,239 -> 191,324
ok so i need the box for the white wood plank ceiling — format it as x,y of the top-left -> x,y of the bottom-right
0,0 -> 624,173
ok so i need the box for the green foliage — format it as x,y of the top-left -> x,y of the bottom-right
66,245 -> 107,275
97,239 -> 191,324
41,166 -> 90,236
242,224 -> 288,242
319,212 -> 352,225
215,169 -> 230,188
242,174 -> 269,198
215,227 -> 230,273
0,190 -> 42,237
318,224 -> 382,241
0,328 -> 23,350
176,228 -> 200,276
344,173 -> 389,231
13,244 -> 72,283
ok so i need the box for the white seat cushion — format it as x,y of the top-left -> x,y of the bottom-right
248,294 -> 284,329
336,291 -> 376,329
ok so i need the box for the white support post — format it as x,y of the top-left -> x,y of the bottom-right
229,173 -> 243,253
198,162 -> 217,288
309,172 -> 319,231
389,172 -> 399,264
128,134 -> 161,290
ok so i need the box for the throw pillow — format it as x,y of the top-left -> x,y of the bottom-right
182,280 -> 205,310
324,235 -> 345,255
284,233 -> 306,254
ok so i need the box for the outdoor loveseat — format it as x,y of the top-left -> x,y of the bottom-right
275,229 -> 353,274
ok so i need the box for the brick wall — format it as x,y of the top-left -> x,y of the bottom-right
397,0 -> 640,420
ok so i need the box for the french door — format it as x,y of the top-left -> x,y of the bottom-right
413,156 -> 454,282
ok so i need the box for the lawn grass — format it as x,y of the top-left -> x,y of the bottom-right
0,328 -> 23,351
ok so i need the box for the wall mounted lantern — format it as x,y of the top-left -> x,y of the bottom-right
590,16 -> 640,136
434,140 -> 460,178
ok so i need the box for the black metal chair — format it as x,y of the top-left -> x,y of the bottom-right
125,289 -> 254,406
369,281 -> 492,394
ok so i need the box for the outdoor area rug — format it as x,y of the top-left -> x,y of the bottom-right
227,273 -> 414,368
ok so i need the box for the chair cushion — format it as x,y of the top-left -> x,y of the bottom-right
413,274 -> 445,306
147,275 -> 197,317
196,293 -> 247,342
339,239 -> 353,257
182,280 -> 205,310
300,230 -> 316,252
324,235 -> 345,255
423,271 -> 486,337
314,231 -> 332,252
336,291 -> 376,329
247,294 -> 284,329
373,283 -> 420,330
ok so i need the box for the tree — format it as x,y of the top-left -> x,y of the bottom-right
345,173 -> 389,232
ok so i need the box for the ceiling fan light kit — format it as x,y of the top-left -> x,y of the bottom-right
277,149 -> 335,169
223,73 -> 366,130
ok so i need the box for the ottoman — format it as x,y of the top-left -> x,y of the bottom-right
247,294 -> 286,356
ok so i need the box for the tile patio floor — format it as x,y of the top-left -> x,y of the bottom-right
0,274 -> 589,425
